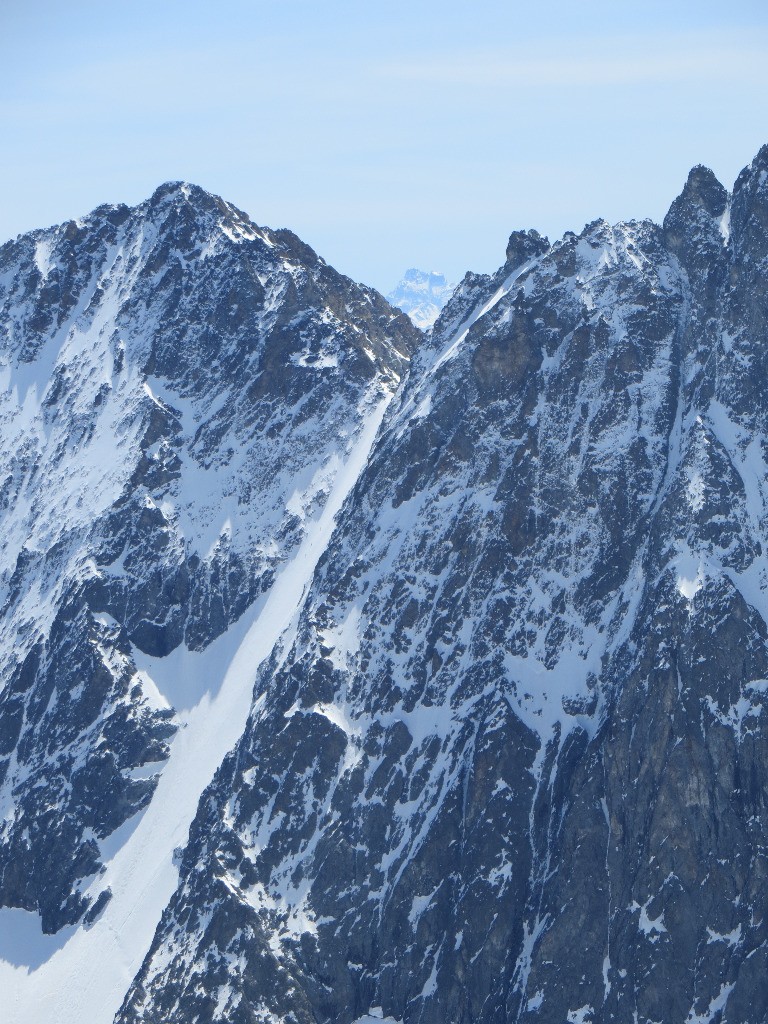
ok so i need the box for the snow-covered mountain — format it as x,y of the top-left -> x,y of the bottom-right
3,148 -> 768,1024
386,268 -> 455,329
0,182 -> 418,1019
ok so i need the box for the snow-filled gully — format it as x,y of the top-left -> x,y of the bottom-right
0,395 -> 390,1024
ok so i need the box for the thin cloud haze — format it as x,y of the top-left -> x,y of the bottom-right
379,33 -> 768,88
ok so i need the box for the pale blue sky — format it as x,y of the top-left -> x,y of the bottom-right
2,1 -> 768,291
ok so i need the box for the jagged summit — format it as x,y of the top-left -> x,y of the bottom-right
139,180 -> 244,221
680,163 -> 727,203
140,180 -> 274,249
148,179 -> 205,203
663,164 -> 729,267
504,228 -> 549,267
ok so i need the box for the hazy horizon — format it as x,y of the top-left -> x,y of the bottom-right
3,0 -> 768,292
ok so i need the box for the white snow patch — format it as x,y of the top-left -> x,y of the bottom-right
352,1014 -> 401,1024
685,983 -> 735,1024
603,954 -> 611,997
567,1006 -> 594,1024
411,394 -> 432,421
220,220 -> 260,245
125,760 -> 166,781
631,899 -> 667,940
686,469 -> 705,513
311,701 -> 359,738
706,924 -> 741,947
408,883 -> 440,926
526,991 -> 544,1012
513,915 -> 550,1009
704,693 -> 763,742
290,350 -> 339,369
673,549 -> 704,601
321,603 -> 362,671
503,641 -> 600,744
92,611 -> 120,629
132,670 -> 171,713
132,606 -> 257,712
33,237 -> 54,279
677,573 -> 702,601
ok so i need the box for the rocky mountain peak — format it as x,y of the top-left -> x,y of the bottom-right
145,180 -> 241,221
504,227 -> 549,267
662,163 -> 729,289
148,179 -> 202,204
676,164 -> 727,217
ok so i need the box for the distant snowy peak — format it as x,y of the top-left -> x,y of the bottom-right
386,268 -> 455,329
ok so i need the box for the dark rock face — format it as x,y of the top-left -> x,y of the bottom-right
115,148 -> 768,1024
0,182 -> 418,932
0,605 -> 175,933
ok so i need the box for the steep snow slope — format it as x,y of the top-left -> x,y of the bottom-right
116,150 -> 768,1024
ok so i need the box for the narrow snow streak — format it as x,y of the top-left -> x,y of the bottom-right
0,395 -> 390,1024
429,260 -> 533,375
